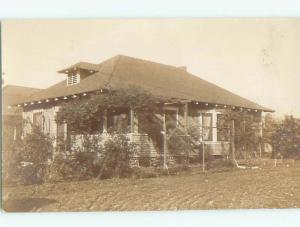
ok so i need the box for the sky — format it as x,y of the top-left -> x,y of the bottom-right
2,19 -> 300,118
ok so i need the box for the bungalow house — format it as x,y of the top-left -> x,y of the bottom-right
10,55 -> 273,167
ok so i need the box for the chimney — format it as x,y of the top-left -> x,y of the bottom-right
178,66 -> 187,71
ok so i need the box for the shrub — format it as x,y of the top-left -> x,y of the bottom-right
98,133 -> 137,179
48,152 -> 100,181
221,110 -> 262,159
271,116 -> 300,158
167,125 -> 202,165
4,126 -> 53,185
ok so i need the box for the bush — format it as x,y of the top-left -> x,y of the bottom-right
98,133 -> 137,179
221,110 -> 262,159
4,126 -> 53,185
271,116 -> 300,158
49,132 -> 138,181
48,152 -> 100,182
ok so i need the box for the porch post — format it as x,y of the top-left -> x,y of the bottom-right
129,108 -> 138,133
212,111 -> 218,142
183,102 -> 188,129
103,109 -> 108,133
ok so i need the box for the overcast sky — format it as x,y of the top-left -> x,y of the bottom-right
2,19 -> 300,117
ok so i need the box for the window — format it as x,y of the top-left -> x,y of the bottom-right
67,72 -> 80,86
202,113 -> 212,141
33,112 -> 44,130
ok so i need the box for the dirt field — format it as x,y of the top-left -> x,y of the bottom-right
3,164 -> 300,212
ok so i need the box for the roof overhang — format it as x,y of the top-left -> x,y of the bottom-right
57,62 -> 99,74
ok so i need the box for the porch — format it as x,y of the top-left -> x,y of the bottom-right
59,102 -> 235,167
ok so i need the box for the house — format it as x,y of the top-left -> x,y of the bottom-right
10,55 -> 274,167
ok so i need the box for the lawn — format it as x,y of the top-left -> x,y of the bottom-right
2,164 -> 300,212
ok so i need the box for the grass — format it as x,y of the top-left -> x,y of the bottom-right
2,163 -> 300,212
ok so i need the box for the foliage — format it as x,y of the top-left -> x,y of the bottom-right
48,152 -> 100,181
137,111 -> 163,149
21,126 -> 53,165
221,110 -> 262,159
48,131 -> 138,181
70,134 -> 103,153
263,113 -> 277,144
56,87 -> 164,134
3,125 -> 53,185
271,115 -> 300,158
167,127 -> 194,164
98,133 -> 137,179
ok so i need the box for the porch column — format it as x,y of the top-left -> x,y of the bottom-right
212,111 -> 218,142
103,109 -> 108,133
53,106 -> 59,148
183,102 -> 188,131
130,108 -> 138,133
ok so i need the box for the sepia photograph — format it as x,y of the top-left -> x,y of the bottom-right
1,18 -> 300,212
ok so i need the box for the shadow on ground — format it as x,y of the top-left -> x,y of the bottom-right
3,198 -> 57,212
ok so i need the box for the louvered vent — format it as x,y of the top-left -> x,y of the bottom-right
67,72 -> 80,86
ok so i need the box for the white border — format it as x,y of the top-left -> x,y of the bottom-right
1,0 -> 300,226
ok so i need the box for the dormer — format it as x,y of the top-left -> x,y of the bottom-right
58,62 -> 99,86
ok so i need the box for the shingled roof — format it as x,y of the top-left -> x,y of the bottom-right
2,85 -> 43,115
15,55 -> 273,112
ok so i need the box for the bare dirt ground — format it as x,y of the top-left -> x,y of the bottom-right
3,163 -> 300,212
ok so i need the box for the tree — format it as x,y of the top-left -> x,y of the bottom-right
271,115 -> 300,158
